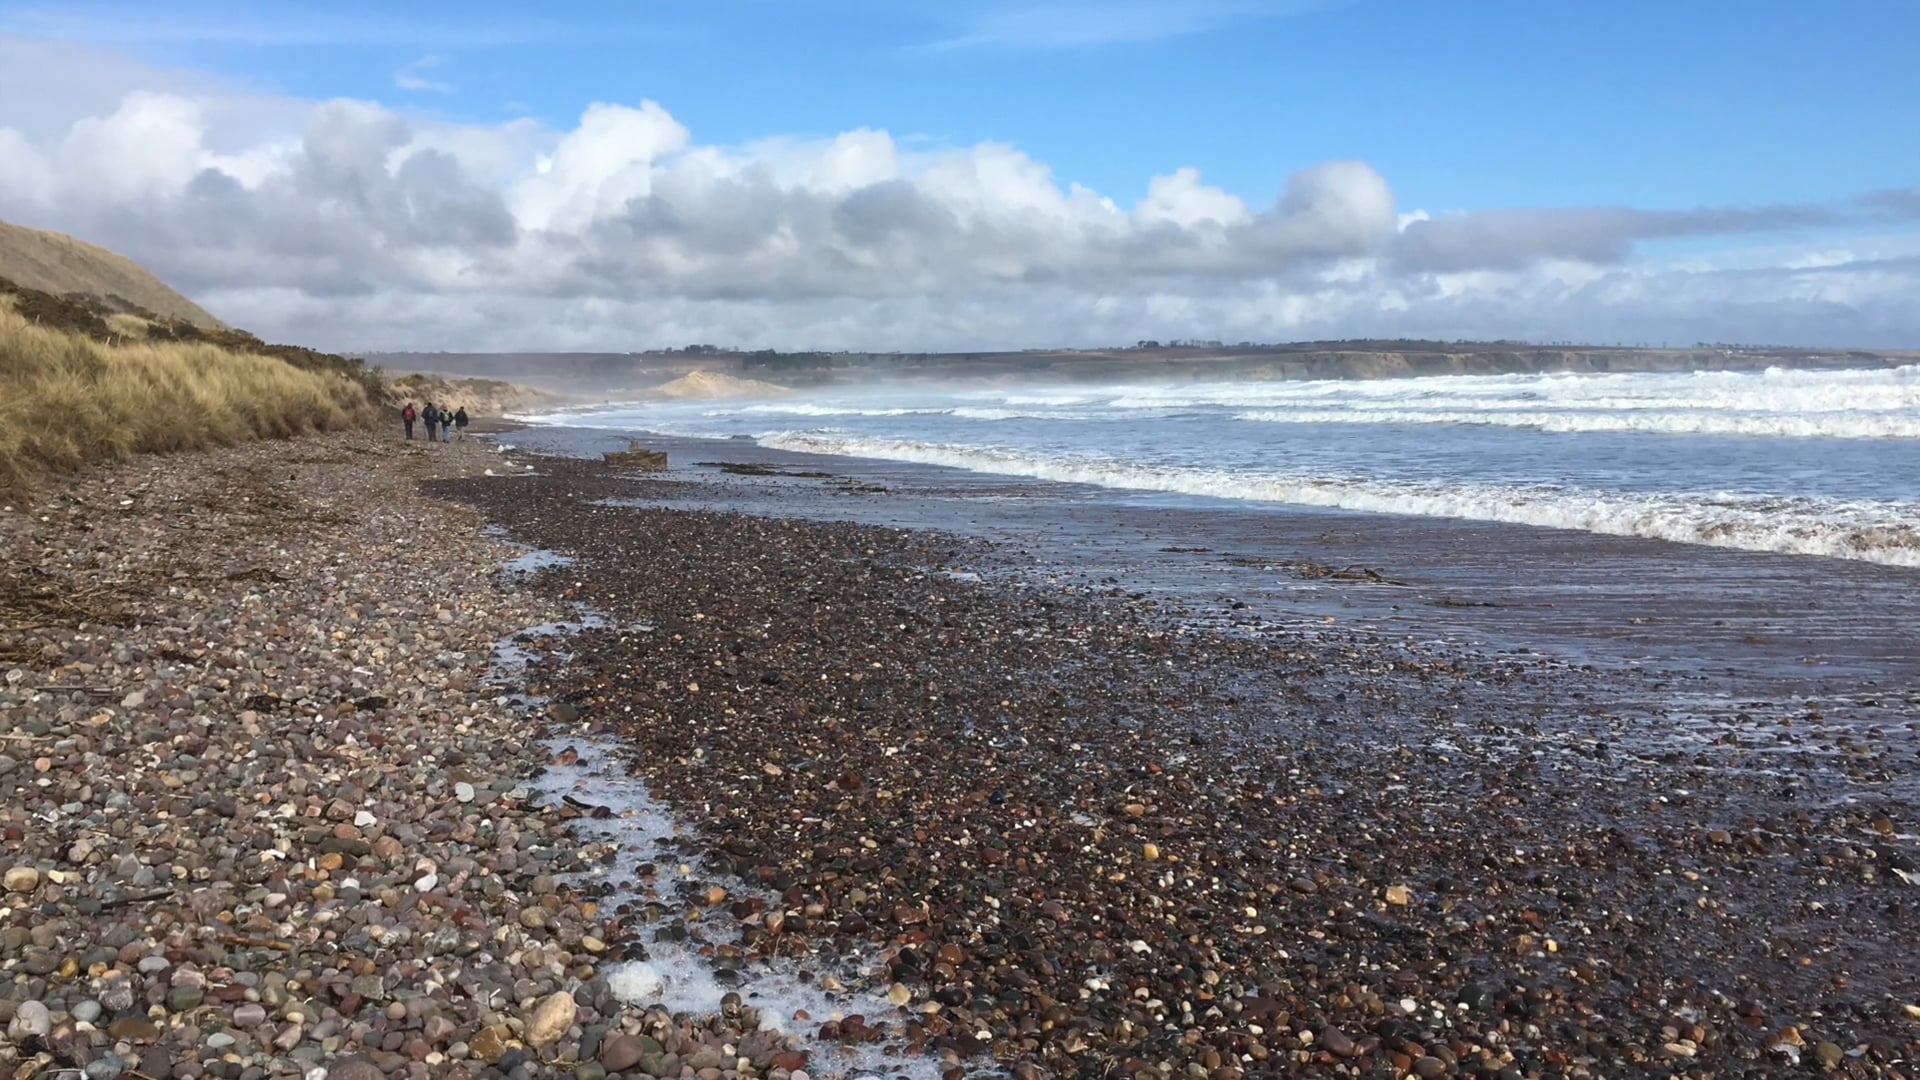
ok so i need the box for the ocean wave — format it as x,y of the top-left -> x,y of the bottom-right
949,406 -> 1100,421
1000,393 -> 1096,406
731,403 -> 936,417
1106,364 -> 1920,420
755,433 -> 1920,567
1233,408 -> 1920,439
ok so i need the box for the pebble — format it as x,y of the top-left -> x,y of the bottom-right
109,1017 -> 162,1042
324,1056 -> 384,1080
525,990 -> 578,1046
599,1034 -> 646,1072
7,428 -> 1917,1080
10,1000 -> 52,1039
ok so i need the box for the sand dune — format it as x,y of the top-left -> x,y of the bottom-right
644,370 -> 790,400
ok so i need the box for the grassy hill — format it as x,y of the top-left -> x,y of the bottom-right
0,282 -> 380,496
0,218 -> 226,329
0,220 -> 389,496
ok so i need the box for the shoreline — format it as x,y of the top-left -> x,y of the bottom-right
434,437 -> 1920,1076
4,430 -> 1917,1079
0,433 -> 834,1080
498,425 -> 1920,696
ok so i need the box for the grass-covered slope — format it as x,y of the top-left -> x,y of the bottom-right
0,289 -> 378,496
0,219 -> 227,329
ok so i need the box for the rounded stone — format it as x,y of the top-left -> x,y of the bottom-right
3,866 -> 41,893
324,1055 -> 385,1080
600,1034 -> 646,1072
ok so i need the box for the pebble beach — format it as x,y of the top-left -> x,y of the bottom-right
4,431 -> 1918,1080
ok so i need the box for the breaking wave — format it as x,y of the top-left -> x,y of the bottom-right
1233,407 -> 1920,439
1119,364 -> 1920,439
756,432 -> 1920,567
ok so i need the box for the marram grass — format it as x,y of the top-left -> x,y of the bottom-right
0,306 -> 376,495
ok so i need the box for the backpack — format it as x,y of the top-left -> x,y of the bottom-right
402,405 -> 416,421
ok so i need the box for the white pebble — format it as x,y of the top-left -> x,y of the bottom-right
414,873 -> 439,892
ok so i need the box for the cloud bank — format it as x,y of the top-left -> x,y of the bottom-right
1,38 -> 1915,351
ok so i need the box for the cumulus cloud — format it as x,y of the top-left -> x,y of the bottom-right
0,36 -> 1914,351
1394,204 -> 1836,272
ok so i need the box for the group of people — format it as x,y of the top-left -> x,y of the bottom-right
399,401 -> 470,442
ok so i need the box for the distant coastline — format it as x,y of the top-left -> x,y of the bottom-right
367,339 -> 1917,397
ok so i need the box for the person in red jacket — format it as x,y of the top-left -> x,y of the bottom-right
400,402 -> 417,440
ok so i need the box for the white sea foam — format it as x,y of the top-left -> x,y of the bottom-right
529,733 -> 946,1078
708,403 -> 1088,422
948,406 -> 1094,421
1000,392 -> 1095,406
518,364 -> 1920,439
514,366 -> 1920,566
730,403 -> 935,417
494,596 -> 946,1079
756,432 -> 1920,566
1233,407 -> 1920,439
1110,364 -> 1920,438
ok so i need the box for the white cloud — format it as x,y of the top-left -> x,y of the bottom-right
1,35 -> 1915,352
1138,168 -> 1250,228
393,55 -> 454,95
1786,249 -> 1855,270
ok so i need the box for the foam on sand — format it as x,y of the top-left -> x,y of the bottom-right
525,733 -> 948,1079
487,550 -> 948,1080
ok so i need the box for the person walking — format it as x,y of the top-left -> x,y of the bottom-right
422,402 -> 441,443
400,402 -> 417,440
453,407 -> 470,441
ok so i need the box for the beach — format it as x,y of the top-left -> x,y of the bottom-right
4,429 -> 1917,1080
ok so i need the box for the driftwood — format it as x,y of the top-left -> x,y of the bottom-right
216,934 -> 295,952
603,439 -> 668,471
96,888 -> 175,910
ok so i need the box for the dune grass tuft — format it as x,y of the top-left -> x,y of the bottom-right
0,307 -> 377,496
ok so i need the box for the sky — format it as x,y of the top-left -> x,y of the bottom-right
1,0 -> 1917,352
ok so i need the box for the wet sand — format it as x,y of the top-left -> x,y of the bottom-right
431,430 -> 1920,1077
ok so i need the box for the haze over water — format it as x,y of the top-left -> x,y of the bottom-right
531,365 -> 1920,567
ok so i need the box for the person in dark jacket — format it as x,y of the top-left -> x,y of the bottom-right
422,402 -> 441,442
400,402 -> 416,440
453,407 -> 470,441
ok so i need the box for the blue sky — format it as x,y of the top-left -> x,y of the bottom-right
1,0 -> 1916,349
17,0 -> 1915,211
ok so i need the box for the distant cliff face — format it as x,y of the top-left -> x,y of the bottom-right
0,218 -> 225,330
365,341 -> 1912,393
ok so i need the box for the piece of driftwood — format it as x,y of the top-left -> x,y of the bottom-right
603,439 -> 668,471
217,934 -> 295,952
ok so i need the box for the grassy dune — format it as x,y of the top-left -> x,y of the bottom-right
0,304 -> 376,495
0,219 -> 226,329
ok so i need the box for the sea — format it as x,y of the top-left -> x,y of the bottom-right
526,365 -> 1920,568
